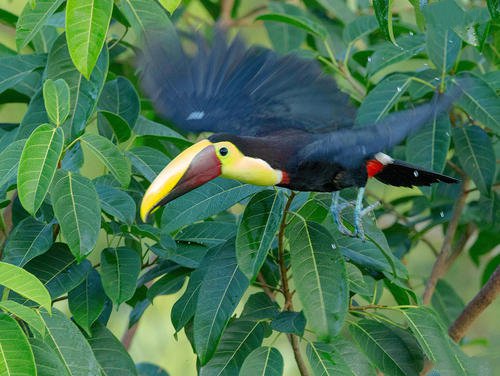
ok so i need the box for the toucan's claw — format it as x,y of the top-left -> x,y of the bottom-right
331,188 -> 380,240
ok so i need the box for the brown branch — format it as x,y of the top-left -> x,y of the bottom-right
422,178 -> 469,305
218,0 -> 235,29
277,192 -> 310,376
122,323 -> 138,350
449,266 -> 500,342
256,272 -> 278,301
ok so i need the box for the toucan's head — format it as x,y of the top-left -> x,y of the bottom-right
140,137 -> 285,221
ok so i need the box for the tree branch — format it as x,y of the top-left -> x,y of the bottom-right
218,0 -> 235,28
449,265 -> 500,342
422,178 -> 469,304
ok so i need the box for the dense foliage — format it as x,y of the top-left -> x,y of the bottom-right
0,0 -> 498,375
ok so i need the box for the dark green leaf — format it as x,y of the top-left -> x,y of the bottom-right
256,13 -> 327,40
127,146 -> 170,182
373,0 -> 393,41
175,221 -> 236,247
240,292 -> 279,321
3,217 -> 53,266
316,0 -> 355,23
98,77 -> 140,130
68,269 -> 106,335
425,21 -> 461,74
194,239 -> 249,365
0,54 -> 46,94
452,125 -> 495,195
240,347 -> 283,376
343,15 -> 379,43
133,116 -> 185,142
51,170 -> 101,260
264,3 -> 306,53
17,90 -> 49,139
286,219 -> 348,340
236,190 -> 284,280
0,313 -> 36,376
65,0 -> 113,78
95,183 -> 136,225
147,268 -> 188,300
431,280 -> 465,327
100,247 -> 141,305
0,139 -> 25,188
162,179 -> 262,233
271,311 -> 306,336
136,363 -> 169,376
29,338 -> 68,376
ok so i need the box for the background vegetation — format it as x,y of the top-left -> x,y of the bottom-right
0,0 -> 498,375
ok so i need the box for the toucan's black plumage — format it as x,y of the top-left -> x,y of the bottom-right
138,30 -> 459,227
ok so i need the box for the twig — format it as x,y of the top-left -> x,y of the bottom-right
256,273 -> 279,300
218,0 -> 235,28
422,178 -> 469,304
122,323 -> 138,350
277,192 -> 310,376
448,266 -> 500,342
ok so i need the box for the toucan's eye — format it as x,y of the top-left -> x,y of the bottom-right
219,147 -> 229,156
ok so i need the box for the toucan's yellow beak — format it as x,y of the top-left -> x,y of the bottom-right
140,139 -> 221,221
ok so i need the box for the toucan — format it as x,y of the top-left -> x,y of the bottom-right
138,31 -> 459,237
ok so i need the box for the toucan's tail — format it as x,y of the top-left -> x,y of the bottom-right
366,153 -> 459,187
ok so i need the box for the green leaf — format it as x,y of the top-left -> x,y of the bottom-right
17,90 -> 49,139
136,363 -> 169,376
68,269 -> 106,335
425,25 -> 461,74
95,183 -> 136,225
87,322 -> 138,376
43,78 -> 70,126
3,217 -> 53,266
46,33 -> 109,139
264,3 -> 307,53
97,77 -> 140,132
30,338 -> 69,376
236,190 -> 284,281
194,239 -> 249,365
51,170 -> 101,260
200,319 -> 266,375
127,146 -> 170,182
0,261 -> 51,313
100,247 -> 141,305
0,139 -> 25,188
349,320 -> 423,376
159,0 -> 182,14
367,34 -> 426,76
316,0 -> 355,23
343,15 -> 379,43
487,0 -> 500,18
240,292 -> 280,321
271,311 -> 306,336
65,0 -> 113,78
406,114 -> 451,175
373,0 -> 395,43
162,179 -> 262,233
16,0 -> 65,50
175,221 -> 236,248
0,300 -> 45,336
133,116 -> 186,142
0,313 -> 36,376
256,13 -> 327,40
40,309 -> 100,376
147,268 -> 187,301
17,123 -> 64,215
452,125 -> 495,195
402,307 -> 477,375
0,54 -> 46,94
455,74 -> 500,134
24,243 -> 92,299
431,280 -> 465,327
286,219 -> 348,340
80,133 -> 131,187
240,347 -> 283,376
356,74 -> 412,126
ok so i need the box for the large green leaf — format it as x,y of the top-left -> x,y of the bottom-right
200,319 -> 266,375
16,0 -> 65,50
373,0 -> 395,42
271,311 -> 306,336
316,0 -> 355,23
455,74 -> 500,134
286,219 -> 348,341
95,182 -> 136,225
43,78 -> 70,126
133,116 -> 186,142
264,3 -> 307,53
100,247 -> 141,305
349,320 -> 423,376
46,33 -> 109,139
367,34 -> 426,76
3,217 -> 53,266
194,239 -> 249,365
355,74 -> 411,126
256,13 -> 327,40
343,15 -> 379,43
0,313 -> 36,376
68,269 -> 106,335
402,307 -> 478,375
0,300 -> 46,336
406,114 -> 451,175
431,280 -> 465,327
452,125 -> 495,195
0,261 -> 51,312
236,190 -> 284,281
17,123 -> 64,215
162,178 -> 262,233
30,338 -> 69,376
175,221 -> 236,248
87,323 -> 138,376
127,146 -> 170,182
17,90 -> 49,139
65,0 -> 113,78
80,133 -> 131,187
0,139 -> 25,188
240,347 -> 283,376
40,309 -> 100,376
51,170 -> 101,260
0,54 -> 46,94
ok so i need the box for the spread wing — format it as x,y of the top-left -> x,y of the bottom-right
138,30 -> 356,136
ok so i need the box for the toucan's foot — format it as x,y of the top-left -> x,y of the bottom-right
331,188 -> 380,239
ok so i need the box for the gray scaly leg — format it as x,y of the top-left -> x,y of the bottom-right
331,191 -> 353,236
353,187 -> 380,239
